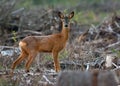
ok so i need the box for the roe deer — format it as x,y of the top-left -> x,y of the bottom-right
11,11 -> 74,74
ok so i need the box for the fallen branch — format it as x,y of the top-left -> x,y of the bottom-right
23,30 -> 43,35
112,62 -> 120,68
85,63 -> 90,71
105,41 -> 120,49
0,45 -> 18,49
42,75 -> 54,85
112,66 -> 120,71
11,8 -> 24,15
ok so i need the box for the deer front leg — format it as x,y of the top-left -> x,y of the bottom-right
52,51 -> 61,72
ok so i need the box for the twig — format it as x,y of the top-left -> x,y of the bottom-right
112,62 -> 119,68
105,41 -> 120,49
114,21 -> 120,28
11,8 -> 24,15
112,66 -> 120,71
42,75 -> 54,84
23,30 -> 42,35
86,63 -> 90,71
0,45 -> 18,49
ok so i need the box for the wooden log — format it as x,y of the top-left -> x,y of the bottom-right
56,70 -> 118,86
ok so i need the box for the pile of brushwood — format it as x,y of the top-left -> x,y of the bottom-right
0,1 -> 66,46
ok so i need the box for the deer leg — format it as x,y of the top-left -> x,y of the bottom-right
11,52 -> 27,71
52,51 -> 61,72
11,52 -> 27,75
25,52 -> 37,72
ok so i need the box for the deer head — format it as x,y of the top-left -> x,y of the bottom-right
58,11 -> 74,28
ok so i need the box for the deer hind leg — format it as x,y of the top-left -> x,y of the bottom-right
11,52 -> 27,70
11,51 -> 27,75
52,51 -> 61,72
25,52 -> 37,72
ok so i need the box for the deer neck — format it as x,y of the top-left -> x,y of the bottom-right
61,27 -> 70,41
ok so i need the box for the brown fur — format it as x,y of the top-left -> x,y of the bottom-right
11,11 -> 74,74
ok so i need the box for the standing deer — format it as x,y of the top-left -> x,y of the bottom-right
11,11 -> 74,74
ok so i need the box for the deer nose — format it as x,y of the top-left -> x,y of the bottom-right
65,25 -> 68,27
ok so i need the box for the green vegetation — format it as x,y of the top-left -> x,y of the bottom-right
73,10 -> 109,25
0,78 -> 18,86
44,49 -> 68,61
16,0 -> 120,8
112,49 -> 120,58
59,49 -> 69,59
15,0 -> 120,25
12,31 -> 17,42
45,54 -> 53,61
0,65 -> 3,69
16,0 -> 80,8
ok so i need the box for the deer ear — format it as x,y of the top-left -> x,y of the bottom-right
69,11 -> 74,19
58,11 -> 64,19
